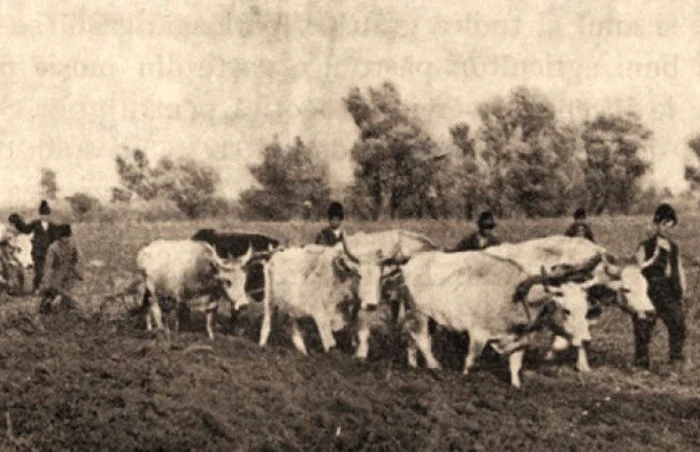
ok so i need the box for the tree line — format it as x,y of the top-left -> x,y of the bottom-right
45,82 -> 690,221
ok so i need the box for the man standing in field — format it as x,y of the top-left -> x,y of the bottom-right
564,207 -> 595,242
315,201 -> 346,247
9,200 -> 60,294
633,203 -> 688,374
38,224 -> 83,313
447,211 -> 501,252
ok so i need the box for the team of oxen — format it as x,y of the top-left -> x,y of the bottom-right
133,226 -> 655,388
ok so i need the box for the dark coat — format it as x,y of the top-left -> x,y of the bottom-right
640,235 -> 682,300
314,228 -> 344,247
447,230 -> 501,253
11,217 -> 60,260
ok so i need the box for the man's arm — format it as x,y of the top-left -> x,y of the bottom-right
636,243 -> 658,269
9,215 -> 33,234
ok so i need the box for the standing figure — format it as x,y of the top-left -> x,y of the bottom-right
315,201 -> 345,247
448,211 -> 501,252
9,200 -> 60,293
633,203 -> 688,373
564,207 -> 595,242
39,224 -> 83,313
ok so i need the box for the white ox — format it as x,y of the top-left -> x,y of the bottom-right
0,223 -> 33,293
400,251 -> 594,388
344,229 -> 440,359
136,239 -> 254,340
258,239 -> 397,356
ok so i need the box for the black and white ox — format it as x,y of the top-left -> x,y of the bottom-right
137,239 -> 259,340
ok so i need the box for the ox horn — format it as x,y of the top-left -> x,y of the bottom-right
239,243 -> 254,265
204,243 -> 237,271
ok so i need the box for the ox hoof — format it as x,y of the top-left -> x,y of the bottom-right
576,364 -> 591,373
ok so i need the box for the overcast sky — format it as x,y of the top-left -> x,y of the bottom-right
0,0 -> 698,206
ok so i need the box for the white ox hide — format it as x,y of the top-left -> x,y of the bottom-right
0,223 -> 33,292
344,229 -> 440,359
258,242 -> 389,356
136,239 -> 252,340
484,235 -> 617,288
400,251 -> 593,388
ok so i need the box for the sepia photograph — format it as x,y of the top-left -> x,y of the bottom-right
0,1 -> 699,450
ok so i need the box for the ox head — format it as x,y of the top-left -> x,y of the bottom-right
205,243 -> 254,311
332,238 -> 409,309
533,283 -> 592,348
587,265 -> 655,319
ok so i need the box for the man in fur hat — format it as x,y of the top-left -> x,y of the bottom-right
447,211 -> 501,252
564,207 -> 595,242
9,200 -> 60,293
315,201 -> 346,247
633,203 -> 688,374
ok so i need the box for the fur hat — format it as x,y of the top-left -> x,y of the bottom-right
477,211 -> 496,229
327,201 -> 344,220
38,200 -> 51,215
653,203 -> 677,225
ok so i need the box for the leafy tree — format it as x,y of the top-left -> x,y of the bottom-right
40,168 -> 58,200
581,112 -> 652,214
476,86 -> 580,217
449,122 -> 484,219
684,134 -> 700,190
113,148 -> 221,218
66,192 -> 101,221
115,149 -> 159,200
153,157 -> 220,218
344,82 -> 444,220
239,137 -> 330,221
110,187 -> 133,204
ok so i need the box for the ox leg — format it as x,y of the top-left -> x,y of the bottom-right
205,298 -> 218,341
463,335 -> 486,376
314,316 -> 337,353
407,314 -> 441,370
258,303 -> 272,348
575,344 -> 591,373
353,310 -> 372,360
406,343 -> 419,368
508,349 -> 526,389
353,326 -> 371,360
205,311 -> 215,341
291,320 -> 309,356
149,296 -> 164,332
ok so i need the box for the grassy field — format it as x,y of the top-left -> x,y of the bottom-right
1,216 -> 700,451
